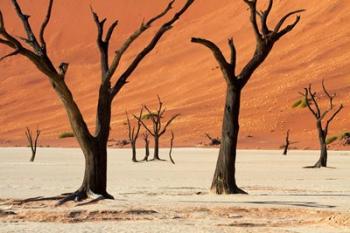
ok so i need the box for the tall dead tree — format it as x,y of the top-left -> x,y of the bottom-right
191,0 -> 304,194
126,109 -> 143,162
25,127 -> 41,162
302,81 -> 343,168
0,0 -> 194,203
135,96 -> 180,160
142,132 -> 150,161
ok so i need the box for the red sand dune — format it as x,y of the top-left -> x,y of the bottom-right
0,0 -> 349,149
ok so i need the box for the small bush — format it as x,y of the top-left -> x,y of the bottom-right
142,112 -> 158,120
292,99 -> 302,108
326,136 -> 338,145
58,132 -> 75,139
292,98 -> 308,108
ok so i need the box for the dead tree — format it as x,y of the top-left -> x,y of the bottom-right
302,81 -> 343,168
135,96 -> 180,160
25,127 -> 41,162
191,0 -> 304,194
126,109 -> 143,162
282,130 -> 290,155
205,133 -> 221,145
0,0 -> 194,204
142,132 -> 150,161
169,131 -> 175,164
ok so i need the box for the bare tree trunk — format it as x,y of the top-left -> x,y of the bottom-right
169,131 -> 175,164
131,142 -> 137,162
211,86 -> 247,194
79,142 -> 111,198
154,136 -> 160,160
143,133 -> 150,161
283,130 -> 290,155
315,121 -> 327,167
57,85 -> 114,204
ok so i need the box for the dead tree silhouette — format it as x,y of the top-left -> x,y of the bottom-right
191,0 -> 304,194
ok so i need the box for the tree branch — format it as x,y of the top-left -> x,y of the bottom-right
39,0 -> 54,53
325,104 -> 343,134
105,20 -> 119,43
11,0 -> 42,55
273,9 -> 304,40
303,87 -> 318,118
0,49 -> 20,61
191,37 -> 232,83
134,114 -> 155,137
107,0 -> 175,82
260,0 -> 273,35
160,114 -> 180,135
228,37 -> 236,73
243,0 -> 261,41
111,0 -> 194,97
307,85 -> 321,118
91,7 -> 109,76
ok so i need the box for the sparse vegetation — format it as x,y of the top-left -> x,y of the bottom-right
292,98 -> 308,108
58,132 -> 75,139
134,96 -> 179,161
326,136 -> 338,145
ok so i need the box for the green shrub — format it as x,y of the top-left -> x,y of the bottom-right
292,99 -> 302,108
142,112 -> 158,120
292,97 -> 309,108
58,131 -> 75,139
326,135 -> 338,145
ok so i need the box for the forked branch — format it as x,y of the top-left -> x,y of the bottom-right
111,0 -> 195,97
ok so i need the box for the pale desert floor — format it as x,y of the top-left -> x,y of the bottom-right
0,148 -> 350,233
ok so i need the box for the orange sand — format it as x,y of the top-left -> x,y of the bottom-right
0,0 -> 349,149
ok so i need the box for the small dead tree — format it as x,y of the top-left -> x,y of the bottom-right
126,109 -> 143,162
169,131 -> 175,164
205,133 -> 221,146
25,127 -> 41,162
282,130 -> 290,155
302,81 -> 343,168
142,132 -> 150,161
0,0 -> 194,203
135,96 -> 179,160
191,0 -> 304,194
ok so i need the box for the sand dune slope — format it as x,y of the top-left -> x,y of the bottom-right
0,0 -> 349,148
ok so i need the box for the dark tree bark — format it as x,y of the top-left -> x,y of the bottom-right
302,81 -> 343,168
25,127 -> 41,162
282,130 -> 290,155
0,0 -> 194,204
191,0 -> 304,194
169,131 -> 175,164
126,109 -> 143,162
142,132 -> 150,161
135,96 -> 180,161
